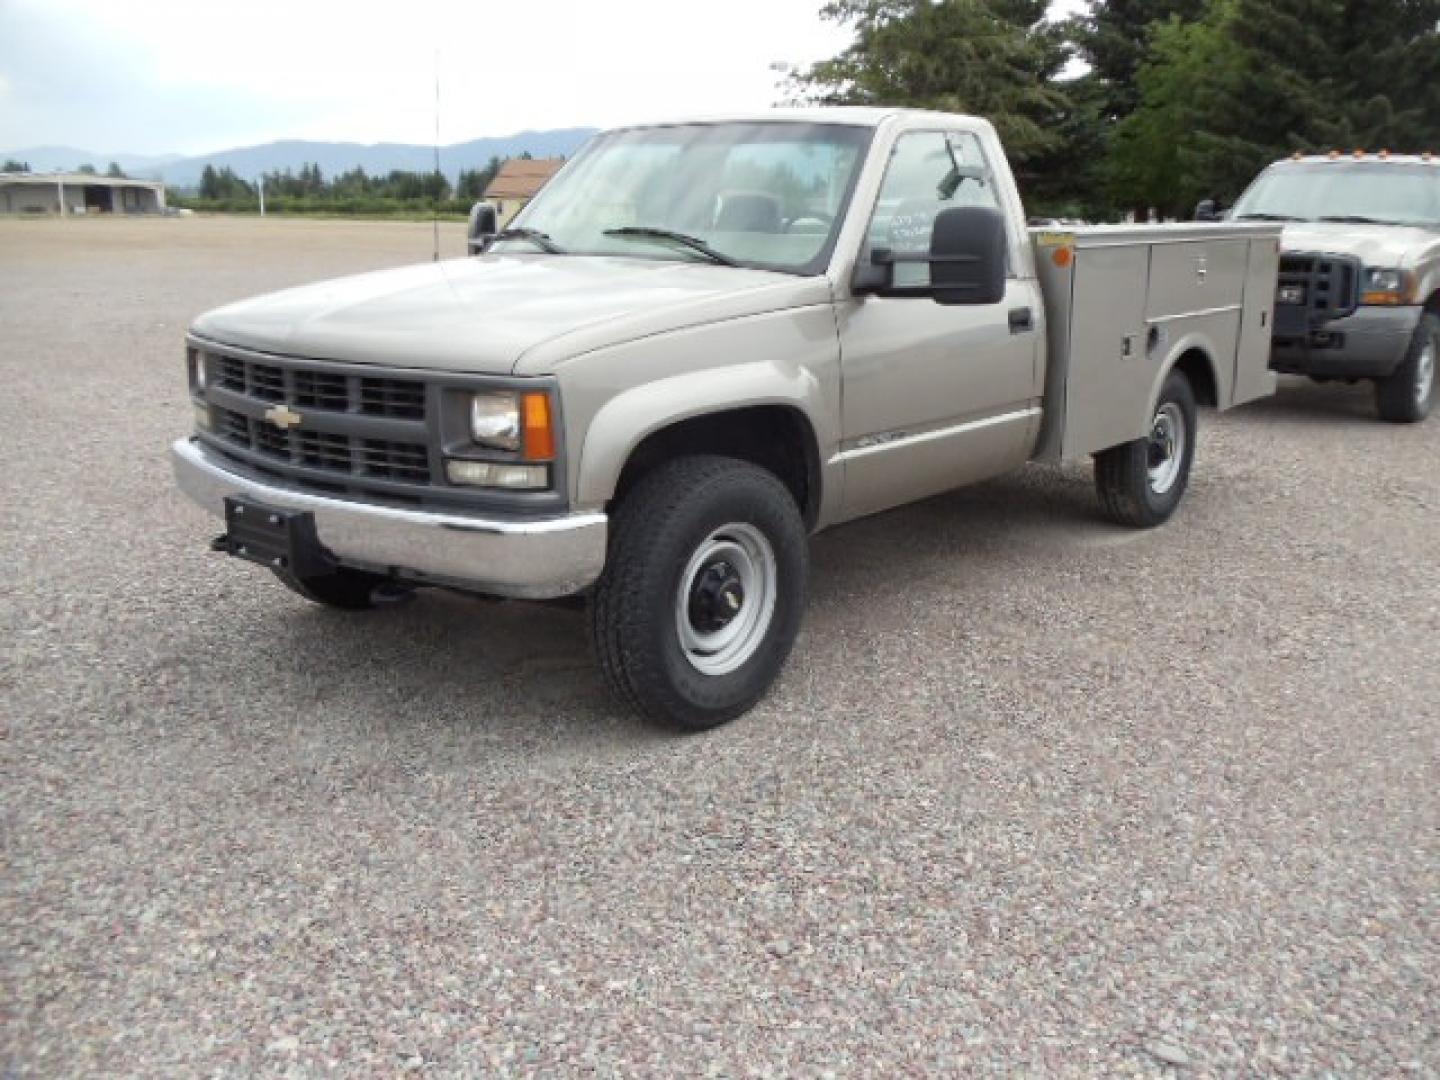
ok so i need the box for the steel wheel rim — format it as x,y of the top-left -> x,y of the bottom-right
1416,341 -> 1435,408
1147,402 -> 1186,496
675,523 -> 777,676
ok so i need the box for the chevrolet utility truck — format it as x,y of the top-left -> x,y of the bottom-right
173,109 -> 1281,729
1219,151 -> 1440,422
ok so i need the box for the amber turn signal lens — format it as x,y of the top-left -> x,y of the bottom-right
1052,246 -> 1073,268
522,391 -> 555,461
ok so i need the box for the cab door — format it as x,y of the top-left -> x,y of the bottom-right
835,129 -> 1040,519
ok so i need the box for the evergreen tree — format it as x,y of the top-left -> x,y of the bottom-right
793,0 -> 1074,166
1106,6 -> 1240,215
105,162 -> 126,178
1070,0 -> 1209,122
1108,0 -> 1440,212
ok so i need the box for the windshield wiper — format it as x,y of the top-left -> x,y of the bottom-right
602,226 -> 740,267
492,227 -> 565,253
1317,214 -> 1397,225
1235,212 -> 1302,221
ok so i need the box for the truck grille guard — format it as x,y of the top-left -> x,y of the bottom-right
1272,252 -> 1362,341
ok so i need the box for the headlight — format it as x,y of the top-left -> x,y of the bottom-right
470,391 -> 521,450
1361,266 -> 1416,306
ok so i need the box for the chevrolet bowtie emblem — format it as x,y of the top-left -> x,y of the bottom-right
264,404 -> 303,430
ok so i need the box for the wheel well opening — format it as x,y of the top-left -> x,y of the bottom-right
1174,349 -> 1218,408
612,406 -> 820,527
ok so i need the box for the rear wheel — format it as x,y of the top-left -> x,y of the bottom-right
589,455 -> 808,730
1375,312 -> 1438,424
1094,369 -> 1198,528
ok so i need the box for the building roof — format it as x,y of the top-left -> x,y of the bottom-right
0,172 -> 165,189
483,158 -> 565,200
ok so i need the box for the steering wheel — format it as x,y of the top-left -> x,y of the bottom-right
786,208 -> 834,234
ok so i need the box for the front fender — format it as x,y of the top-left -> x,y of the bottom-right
566,307 -> 842,519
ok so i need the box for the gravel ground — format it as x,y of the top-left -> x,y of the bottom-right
2,216 -> 1437,1077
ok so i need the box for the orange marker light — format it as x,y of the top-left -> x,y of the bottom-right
521,391 -> 555,461
1052,246 -> 1073,268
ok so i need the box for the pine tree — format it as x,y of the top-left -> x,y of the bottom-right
793,0 -> 1073,166
1070,0 -> 1210,122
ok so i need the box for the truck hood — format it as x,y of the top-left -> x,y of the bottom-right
1280,221 -> 1440,270
191,254 -> 831,376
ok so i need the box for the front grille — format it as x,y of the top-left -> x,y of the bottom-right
213,405 -> 432,486
1275,253 -> 1361,338
207,351 -> 427,420
197,344 -> 436,501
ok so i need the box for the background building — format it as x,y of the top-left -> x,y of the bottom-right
482,158 -> 564,226
0,173 -> 167,214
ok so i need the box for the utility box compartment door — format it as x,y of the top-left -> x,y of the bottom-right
1055,244 -> 1150,461
1147,239 -> 1248,319
1234,236 -> 1281,406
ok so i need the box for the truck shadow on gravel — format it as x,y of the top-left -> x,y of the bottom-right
1242,376 -> 1381,424
184,460 -> 1115,739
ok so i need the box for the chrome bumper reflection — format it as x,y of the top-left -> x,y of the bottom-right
170,438 -> 606,599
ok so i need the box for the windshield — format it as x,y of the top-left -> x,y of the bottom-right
496,122 -> 873,274
1231,163 -> 1440,227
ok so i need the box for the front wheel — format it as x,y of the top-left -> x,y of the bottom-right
1374,312 -> 1438,424
1094,369 -> 1198,528
589,455 -> 808,731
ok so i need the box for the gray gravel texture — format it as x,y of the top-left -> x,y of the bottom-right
2,217 -> 1437,1077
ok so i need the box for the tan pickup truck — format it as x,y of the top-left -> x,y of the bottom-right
1218,152 -> 1440,422
172,108 -> 1280,729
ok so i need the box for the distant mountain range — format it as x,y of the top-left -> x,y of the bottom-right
1,129 -> 600,189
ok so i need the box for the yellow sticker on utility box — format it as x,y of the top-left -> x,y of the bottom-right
1033,231 -> 1076,248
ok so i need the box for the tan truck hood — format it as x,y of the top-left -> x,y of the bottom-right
1280,221 -> 1440,270
191,253 -> 831,376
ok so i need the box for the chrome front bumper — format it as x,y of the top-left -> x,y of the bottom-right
171,438 -> 607,599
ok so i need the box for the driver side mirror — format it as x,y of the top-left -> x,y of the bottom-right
1194,199 -> 1220,222
852,206 -> 1007,306
467,201 -> 499,254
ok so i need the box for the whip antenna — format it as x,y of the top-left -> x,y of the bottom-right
433,49 -> 441,261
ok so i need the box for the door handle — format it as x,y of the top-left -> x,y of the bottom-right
1008,307 -> 1033,334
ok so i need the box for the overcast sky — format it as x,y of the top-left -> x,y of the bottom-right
0,0 -> 1088,156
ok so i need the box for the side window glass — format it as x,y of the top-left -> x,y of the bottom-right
867,131 -> 1004,286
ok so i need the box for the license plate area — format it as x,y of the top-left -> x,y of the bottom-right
218,496 -> 337,578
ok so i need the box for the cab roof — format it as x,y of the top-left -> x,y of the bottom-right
606,107 -> 988,131
1272,153 -> 1438,167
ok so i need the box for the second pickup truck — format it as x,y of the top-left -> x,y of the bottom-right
173,108 -> 1281,729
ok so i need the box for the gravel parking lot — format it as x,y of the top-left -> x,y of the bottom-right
2,216 -> 1437,1076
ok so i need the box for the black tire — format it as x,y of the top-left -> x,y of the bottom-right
1094,369 -> 1198,528
589,455 -> 808,731
276,567 -> 389,610
1374,312 -> 1438,424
